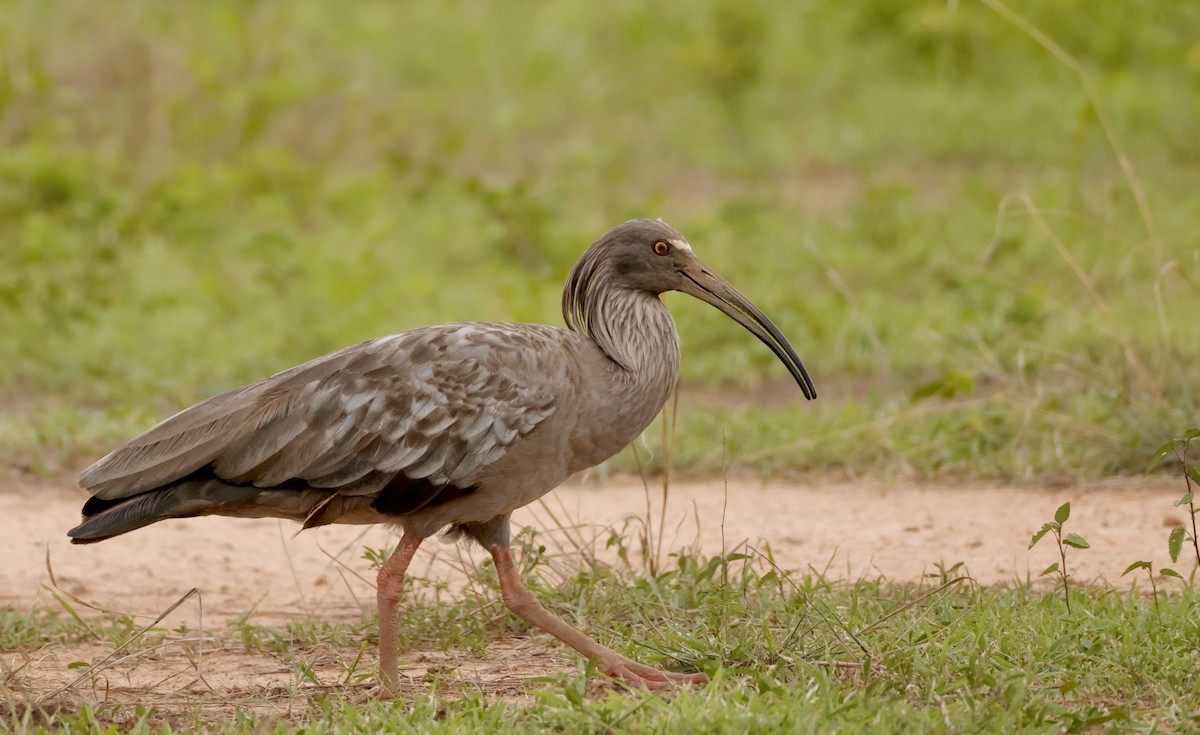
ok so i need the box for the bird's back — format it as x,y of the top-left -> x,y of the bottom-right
71,322 -> 596,542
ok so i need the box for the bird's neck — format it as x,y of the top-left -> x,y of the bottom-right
560,285 -> 682,475
585,286 -> 681,389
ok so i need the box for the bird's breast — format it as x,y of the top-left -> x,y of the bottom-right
563,336 -> 680,474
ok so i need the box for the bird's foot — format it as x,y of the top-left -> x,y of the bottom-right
597,655 -> 708,690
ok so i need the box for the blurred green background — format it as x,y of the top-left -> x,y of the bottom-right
2,0 -> 1197,481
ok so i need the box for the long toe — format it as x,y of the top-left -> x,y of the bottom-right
598,655 -> 709,689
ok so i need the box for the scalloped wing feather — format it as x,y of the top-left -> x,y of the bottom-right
80,324 -> 561,504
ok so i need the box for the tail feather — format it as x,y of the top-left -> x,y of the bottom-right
67,478 -> 340,544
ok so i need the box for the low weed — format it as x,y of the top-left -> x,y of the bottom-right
1028,502 -> 1090,613
1148,427 -> 1200,578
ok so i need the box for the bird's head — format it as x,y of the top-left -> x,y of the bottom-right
563,219 -> 816,400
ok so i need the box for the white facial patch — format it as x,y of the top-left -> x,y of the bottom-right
671,239 -> 693,253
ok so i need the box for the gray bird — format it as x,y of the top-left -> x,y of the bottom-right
68,219 -> 815,692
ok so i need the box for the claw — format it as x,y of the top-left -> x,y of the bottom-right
598,655 -> 709,688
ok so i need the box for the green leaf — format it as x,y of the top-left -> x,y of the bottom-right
1039,562 -> 1060,577
1160,568 -> 1183,580
564,681 -> 584,707
1029,523 -> 1054,549
1122,561 -> 1151,576
1054,502 -> 1070,524
1187,467 -> 1200,487
1063,533 -> 1090,550
1168,526 -> 1185,563
1184,428 -> 1200,440
1147,440 -> 1181,472
1174,492 -> 1194,508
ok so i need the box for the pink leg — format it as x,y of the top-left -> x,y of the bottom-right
377,534 -> 423,694
489,544 -> 708,689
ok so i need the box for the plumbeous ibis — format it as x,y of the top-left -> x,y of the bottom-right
69,219 -> 816,692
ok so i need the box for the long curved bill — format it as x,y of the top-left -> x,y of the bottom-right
677,263 -> 817,400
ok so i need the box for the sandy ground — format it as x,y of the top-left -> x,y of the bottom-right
1,475 -> 1192,720
2,475 -> 1189,620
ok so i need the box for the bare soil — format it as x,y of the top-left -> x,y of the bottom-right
1,475 -> 1189,719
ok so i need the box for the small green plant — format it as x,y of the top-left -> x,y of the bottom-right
1120,560 -> 1180,615
1148,428 -> 1200,579
1029,502 -> 1090,613
361,544 -> 392,571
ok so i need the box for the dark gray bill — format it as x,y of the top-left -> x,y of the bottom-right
677,266 -> 816,400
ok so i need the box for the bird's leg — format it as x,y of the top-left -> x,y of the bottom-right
489,544 -> 707,689
377,534 -> 423,694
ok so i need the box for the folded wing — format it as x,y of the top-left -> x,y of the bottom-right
79,324 -> 560,506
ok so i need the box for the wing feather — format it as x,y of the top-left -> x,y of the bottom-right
80,324 -> 564,510
210,413 -> 309,479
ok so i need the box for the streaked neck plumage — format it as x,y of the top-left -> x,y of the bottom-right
563,265 -> 681,401
561,281 -> 680,474
566,269 -> 681,446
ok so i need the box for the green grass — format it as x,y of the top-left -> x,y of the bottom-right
2,0 -> 1199,481
3,536 -> 1199,733
4,3 -> 1200,730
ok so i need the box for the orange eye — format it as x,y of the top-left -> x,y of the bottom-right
653,241 -> 670,256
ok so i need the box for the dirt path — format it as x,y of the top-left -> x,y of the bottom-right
2,475 -> 1190,720
3,475 -> 1188,624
